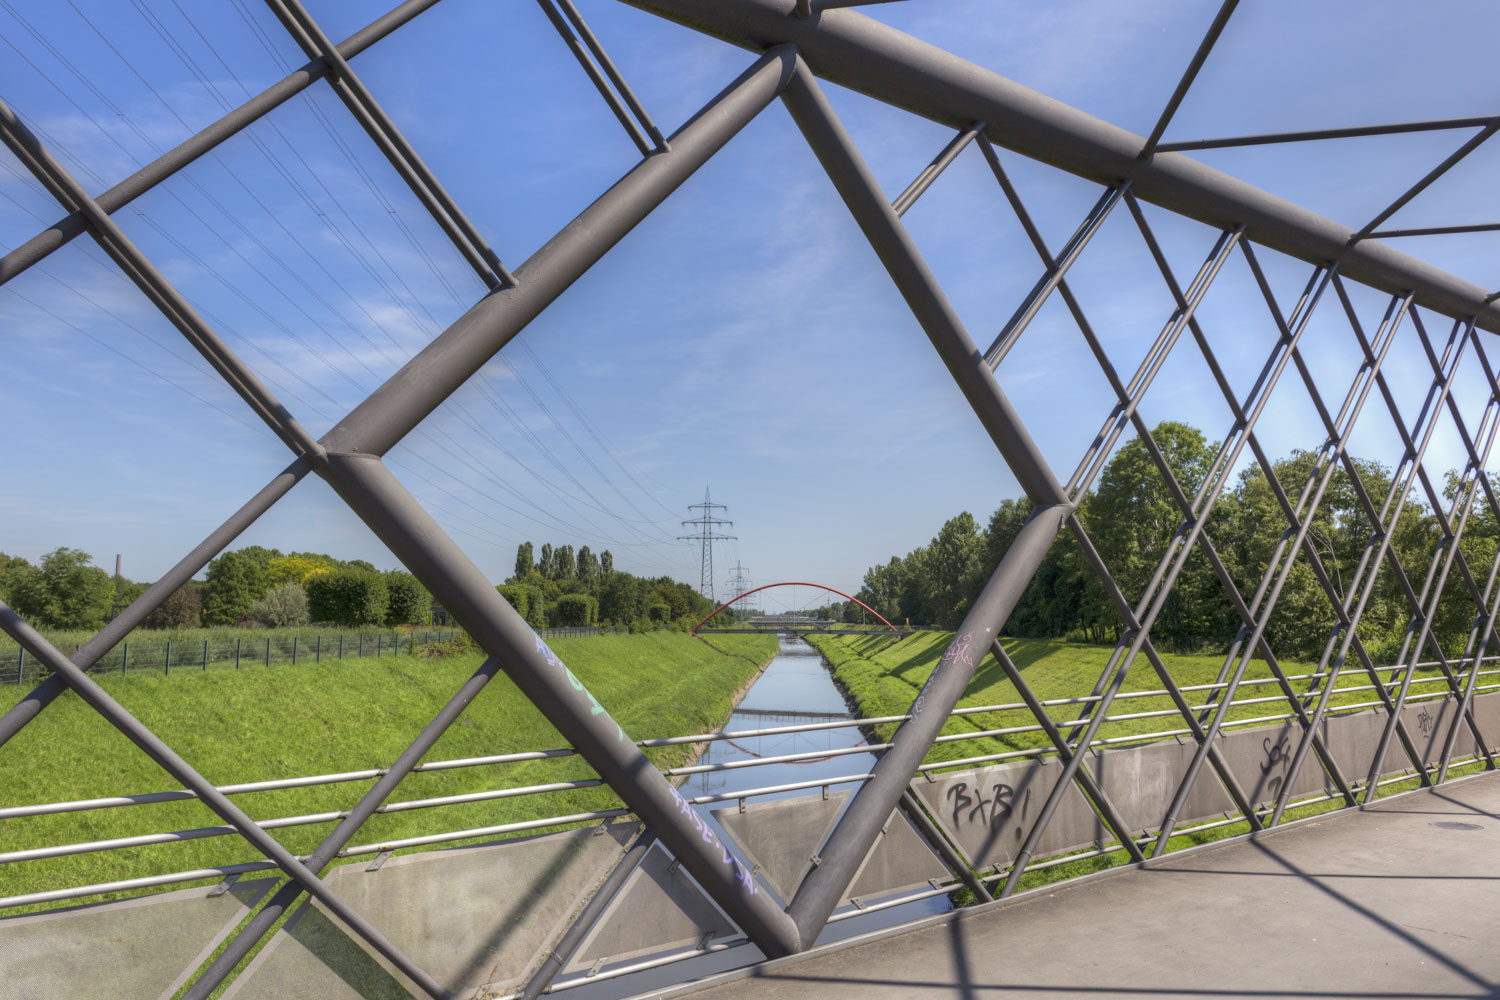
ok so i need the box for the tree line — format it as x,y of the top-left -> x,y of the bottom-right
840,421 -> 1496,665
0,546 -> 431,631
0,539 -> 726,634
501,541 -> 726,630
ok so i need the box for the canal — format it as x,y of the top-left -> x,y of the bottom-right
567,633 -> 950,998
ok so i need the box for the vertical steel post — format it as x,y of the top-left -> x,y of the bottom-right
202,641 -> 208,671
121,643 -> 127,677
265,638 -> 271,667
317,635 -> 322,663
235,638 -> 240,670
292,636 -> 298,665
165,641 -> 171,676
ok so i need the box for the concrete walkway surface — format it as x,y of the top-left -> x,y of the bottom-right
680,772 -> 1500,999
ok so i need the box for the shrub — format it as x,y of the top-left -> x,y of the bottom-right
306,569 -> 388,626
555,593 -> 598,627
385,571 -> 430,627
144,586 -> 202,629
496,584 -> 532,623
247,583 -> 310,627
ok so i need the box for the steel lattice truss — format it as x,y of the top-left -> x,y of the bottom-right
3,1 -> 1500,996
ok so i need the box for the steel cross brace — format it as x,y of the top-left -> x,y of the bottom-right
1323,294 -> 1500,779
1122,205 -> 1423,797
0,0 -> 445,287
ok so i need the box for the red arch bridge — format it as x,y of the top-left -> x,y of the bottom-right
690,581 -> 911,636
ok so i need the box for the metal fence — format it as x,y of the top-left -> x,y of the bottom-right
0,630 -> 462,686
3,0 -> 1500,997
0,627 -> 607,685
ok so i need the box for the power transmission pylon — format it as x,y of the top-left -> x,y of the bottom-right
679,487 -> 735,603
724,563 -> 754,614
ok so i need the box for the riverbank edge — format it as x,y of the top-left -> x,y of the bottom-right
669,636 -> 783,782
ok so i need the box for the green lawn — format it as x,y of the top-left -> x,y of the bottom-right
808,630 -> 1442,769
0,631 -> 777,908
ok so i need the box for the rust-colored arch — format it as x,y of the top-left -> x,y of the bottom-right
690,581 -> 899,635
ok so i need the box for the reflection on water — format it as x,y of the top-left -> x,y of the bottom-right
564,635 -> 951,1000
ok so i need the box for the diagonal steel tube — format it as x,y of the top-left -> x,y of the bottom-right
1331,298 -> 1500,777
1021,259 -> 1337,871
317,453 -> 800,953
180,654 -> 509,998
777,57 -> 1073,943
1138,0 -> 1239,159
0,458 -> 310,749
974,138 -> 1264,830
1127,205 -> 1387,790
984,181 -> 1131,372
1352,121 -> 1500,242
556,0 -> 668,149
0,98 -> 323,460
0,0 -> 443,287
536,0 -> 654,156
990,639 -> 1147,862
890,122 -> 983,217
1155,114 -> 1500,153
1266,320 -> 1476,826
619,0 -> 1500,331
265,0 -> 516,287
0,605 -> 451,999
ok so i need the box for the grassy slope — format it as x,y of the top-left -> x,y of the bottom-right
810,629 -> 1466,889
0,632 -> 776,906
811,630 -> 1422,767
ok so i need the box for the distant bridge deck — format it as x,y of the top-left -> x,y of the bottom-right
663,771 -> 1500,1000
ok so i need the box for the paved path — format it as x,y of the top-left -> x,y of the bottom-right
685,773 -> 1500,999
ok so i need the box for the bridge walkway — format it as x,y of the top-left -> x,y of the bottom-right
665,771 -> 1500,999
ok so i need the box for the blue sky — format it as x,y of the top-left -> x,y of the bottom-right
4,0 -> 1500,609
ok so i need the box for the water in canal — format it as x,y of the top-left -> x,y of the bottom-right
567,634 -> 950,999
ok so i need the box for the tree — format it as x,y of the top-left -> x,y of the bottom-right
514,542 -> 534,582
248,583 -> 310,627
538,543 -> 554,580
927,512 -> 984,628
553,544 -> 575,582
384,571 -> 431,627
7,548 -> 113,629
144,586 -> 202,629
306,569 -> 388,626
555,593 -> 598,626
0,552 -> 32,605
600,550 -> 613,578
266,554 -> 334,588
576,546 -> 600,587
202,550 -> 266,626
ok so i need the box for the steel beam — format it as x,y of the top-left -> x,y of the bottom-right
617,0 -> 1500,332
777,56 -> 1072,943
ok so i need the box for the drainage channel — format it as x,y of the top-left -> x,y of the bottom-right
562,633 -> 950,999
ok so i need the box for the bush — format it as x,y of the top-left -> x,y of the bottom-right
247,583 -> 309,627
144,586 -> 202,629
555,593 -> 598,627
385,571 -> 430,627
496,584 -> 532,624
306,570 -> 387,626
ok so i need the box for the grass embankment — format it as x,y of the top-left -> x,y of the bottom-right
808,629 -> 1478,889
0,631 -> 777,909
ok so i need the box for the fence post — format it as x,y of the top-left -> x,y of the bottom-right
339,634 -> 344,659
16,648 -> 22,685
292,636 -> 298,665
235,638 -> 241,670
377,635 -> 382,658
202,640 -> 208,671
122,642 -> 127,677
165,640 -> 171,676
265,637 -> 271,667
316,635 -> 322,664
359,634 -> 365,657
